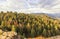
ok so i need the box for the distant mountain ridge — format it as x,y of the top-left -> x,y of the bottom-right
47,13 -> 60,18
32,13 -> 60,19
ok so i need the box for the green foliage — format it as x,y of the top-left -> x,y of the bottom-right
0,12 -> 60,38
30,28 -> 36,37
11,25 -> 16,31
42,29 -> 47,37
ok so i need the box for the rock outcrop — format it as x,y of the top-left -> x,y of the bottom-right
0,29 -> 17,39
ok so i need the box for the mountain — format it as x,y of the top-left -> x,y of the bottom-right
0,12 -> 60,38
32,13 -> 60,19
47,13 -> 60,18
46,13 -> 60,20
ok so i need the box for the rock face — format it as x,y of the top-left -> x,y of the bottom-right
0,29 -> 17,39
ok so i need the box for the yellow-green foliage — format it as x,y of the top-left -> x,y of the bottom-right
0,11 -> 60,38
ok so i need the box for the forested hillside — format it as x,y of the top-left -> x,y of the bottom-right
0,11 -> 60,39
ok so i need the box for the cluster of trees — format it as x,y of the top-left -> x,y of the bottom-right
0,11 -> 60,38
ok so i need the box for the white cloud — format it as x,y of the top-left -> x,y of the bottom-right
0,0 -> 60,13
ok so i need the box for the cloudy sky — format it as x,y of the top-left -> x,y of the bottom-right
0,0 -> 60,13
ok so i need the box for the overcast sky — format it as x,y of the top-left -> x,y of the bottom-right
0,0 -> 60,13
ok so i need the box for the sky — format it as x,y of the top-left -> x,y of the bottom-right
0,0 -> 60,13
